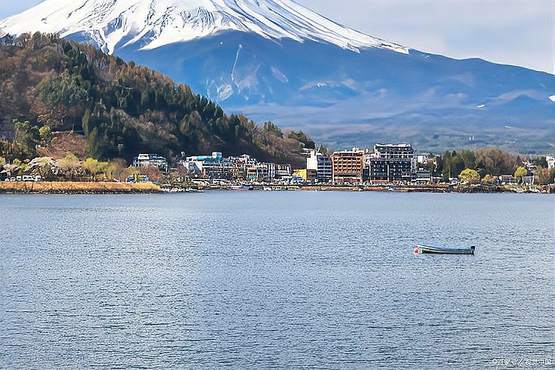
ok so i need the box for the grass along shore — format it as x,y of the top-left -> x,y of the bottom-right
0,181 -> 161,194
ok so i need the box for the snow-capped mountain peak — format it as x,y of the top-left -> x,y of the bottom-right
0,0 -> 408,54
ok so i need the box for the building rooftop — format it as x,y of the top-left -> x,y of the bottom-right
375,143 -> 413,148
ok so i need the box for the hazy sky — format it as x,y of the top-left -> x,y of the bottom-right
1,0 -> 552,73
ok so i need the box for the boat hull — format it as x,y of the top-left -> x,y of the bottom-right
416,245 -> 475,255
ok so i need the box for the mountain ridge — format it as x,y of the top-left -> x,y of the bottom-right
0,0 -> 407,54
2,0 -> 554,153
0,33 -> 314,165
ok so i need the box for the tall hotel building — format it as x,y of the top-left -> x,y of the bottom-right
331,149 -> 365,184
367,144 -> 416,182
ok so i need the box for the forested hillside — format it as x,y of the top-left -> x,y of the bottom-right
0,33 -> 314,164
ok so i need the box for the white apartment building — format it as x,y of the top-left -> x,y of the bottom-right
307,150 -> 332,183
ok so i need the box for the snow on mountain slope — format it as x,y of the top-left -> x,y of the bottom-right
0,0 -> 408,54
2,0 -> 553,153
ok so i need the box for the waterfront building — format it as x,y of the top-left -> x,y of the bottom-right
293,169 -> 307,181
416,154 -> 429,165
182,152 -> 282,181
186,152 -> 223,162
183,152 -> 248,180
546,155 -> 555,169
133,154 -> 168,172
246,163 -> 275,182
266,163 -> 276,181
201,160 -> 238,180
416,153 -> 438,170
181,160 -> 202,176
292,168 -> 317,182
499,175 -> 517,184
275,164 -> 292,179
228,154 -> 257,179
331,149 -> 365,184
367,144 -> 416,182
306,150 -> 332,183
431,176 -> 442,184
414,169 -> 432,184
291,168 -> 315,183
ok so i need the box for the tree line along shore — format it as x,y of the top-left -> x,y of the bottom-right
1,129 -> 555,194
1,128 -> 554,194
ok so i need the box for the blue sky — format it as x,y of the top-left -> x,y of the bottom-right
1,0 -> 552,73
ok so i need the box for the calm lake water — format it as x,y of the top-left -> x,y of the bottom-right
1,192 -> 553,368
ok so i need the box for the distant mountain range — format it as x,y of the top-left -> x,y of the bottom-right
2,0 -> 554,153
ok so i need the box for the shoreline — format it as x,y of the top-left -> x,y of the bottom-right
0,181 -> 161,194
0,181 -> 553,194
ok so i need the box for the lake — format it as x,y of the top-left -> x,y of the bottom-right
1,192 -> 553,368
